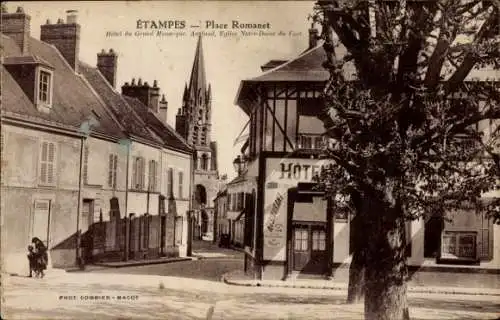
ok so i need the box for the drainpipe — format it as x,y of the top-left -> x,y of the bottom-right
187,150 -> 194,256
75,136 -> 85,268
124,139 -> 131,261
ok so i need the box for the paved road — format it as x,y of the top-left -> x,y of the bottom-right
89,257 -> 243,282
2,272 -> 499,320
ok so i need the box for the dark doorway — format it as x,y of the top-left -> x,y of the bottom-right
424,216 -> 444,258
201,210 -> 209,234
194,184 -> 207,210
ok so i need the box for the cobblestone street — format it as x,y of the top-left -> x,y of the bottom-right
2,271 -> 499,320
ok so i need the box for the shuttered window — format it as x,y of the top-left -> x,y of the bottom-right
178,171 -> 184,198
108,154 -> 118,189
83,145 -> 89,184
40,141 -> 56,185
148,160 -> 157,191
132,157 -> 145,190
167,168 -> 174,197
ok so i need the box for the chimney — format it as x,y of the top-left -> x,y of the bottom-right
97,48 -> 118,88
1,6 -> 31,54
308,23 -> 319,49
121,78 -> 160,112
40,10 -> 80,71
159,94 -> 168,124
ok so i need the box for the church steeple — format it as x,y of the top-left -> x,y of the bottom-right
176,35 -> 213,150
188,35 -> 208,105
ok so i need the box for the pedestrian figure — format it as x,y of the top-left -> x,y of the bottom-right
31,237 -> 48,278
27,245 -> 38,277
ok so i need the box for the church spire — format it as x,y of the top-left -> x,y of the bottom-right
187,36 -> 207,104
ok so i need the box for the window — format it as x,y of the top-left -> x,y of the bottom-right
294,228 -> 308,251
201,154 -> 208,171
148,160 -> 157,191
40,141 -> 56,185
312,229 -> 326,251
108,154 -> 118,189
167,168 -> 173,197
38,70 -> 51,104
83,145 -> 89,184
132,157 -> 145,190
178,171 -> 184,198
441,231 -> 477,260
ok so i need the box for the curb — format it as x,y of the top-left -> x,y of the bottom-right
221,273 -> 500,297
91,257 -> 193,269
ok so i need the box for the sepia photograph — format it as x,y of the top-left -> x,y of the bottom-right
1,1 -> 499,319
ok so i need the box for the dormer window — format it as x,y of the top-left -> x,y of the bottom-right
39,71 -> 51,103
35,67 -> 54,111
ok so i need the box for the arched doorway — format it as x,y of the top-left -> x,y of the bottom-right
194,184 -> 207,209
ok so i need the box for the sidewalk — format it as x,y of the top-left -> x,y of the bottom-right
222,270 -> 500,297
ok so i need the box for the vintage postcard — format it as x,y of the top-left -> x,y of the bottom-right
1,1 -> 499,319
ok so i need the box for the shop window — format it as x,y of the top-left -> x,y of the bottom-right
294,228 -> 308,251
441,231 -> 477,260
312,230 -> 326,251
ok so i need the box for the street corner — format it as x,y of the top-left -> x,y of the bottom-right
221,269 -> 257,287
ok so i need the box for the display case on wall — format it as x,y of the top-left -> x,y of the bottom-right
440,231 -> 478,262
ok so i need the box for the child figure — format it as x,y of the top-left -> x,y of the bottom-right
27,245 -> 37,277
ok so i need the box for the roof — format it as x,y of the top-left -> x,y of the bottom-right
235,42 -> 355,113
123,96 -> 193,153
187,36 -> 208,100
2,34 -> 124,139
235,40 -> 498,114
4,55 -> 54,69
78,62 -> 161,144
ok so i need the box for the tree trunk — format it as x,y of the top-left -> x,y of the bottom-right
364,196 -> 410,320
347,203 -> 366,304
346,248 -> 365,303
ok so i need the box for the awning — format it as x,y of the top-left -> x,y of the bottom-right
226,210 -> 244,220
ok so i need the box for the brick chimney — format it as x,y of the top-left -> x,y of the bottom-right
159,94 -> 168,124
1,6 -> 31,54
121,78 -> 160,112
40,10 -> 80,71
308,23 -> 319,49
97,49 -> 118,88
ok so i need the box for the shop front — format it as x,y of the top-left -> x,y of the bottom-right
258,155 -> 345,280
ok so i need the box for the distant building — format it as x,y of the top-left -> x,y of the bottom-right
175,36 -> 222,241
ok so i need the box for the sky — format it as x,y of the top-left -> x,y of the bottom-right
7,1 -> 317,180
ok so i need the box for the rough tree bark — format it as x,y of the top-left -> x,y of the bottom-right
363,194 -> 410,320
346,191 -> 366,304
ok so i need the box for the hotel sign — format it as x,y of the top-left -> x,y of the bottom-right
262,158 -> 334,261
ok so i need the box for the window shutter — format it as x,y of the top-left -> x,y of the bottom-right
47,142 -> 55,184
132,157 -> 137,189
178,171 -> 183,198
113,154 -> 118,189
40,142 -> 48,184
141,158 -> 146,189
83,145 -> 89,184
108,154 -> 113,187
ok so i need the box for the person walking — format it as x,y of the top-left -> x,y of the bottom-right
31,237 -> 48,278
